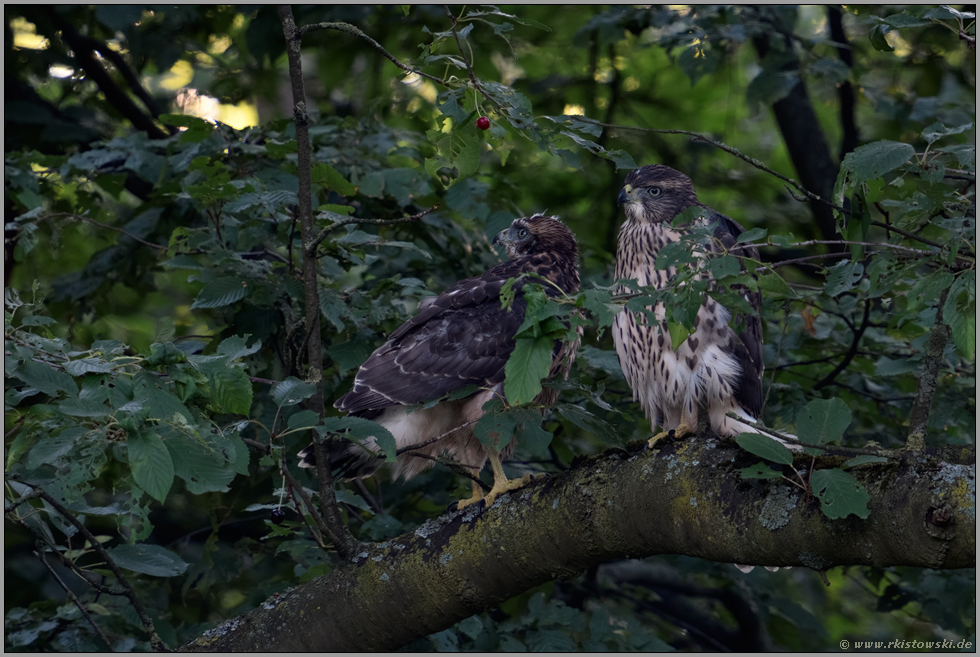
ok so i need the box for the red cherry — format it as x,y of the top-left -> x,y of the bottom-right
476,116 -> 490,130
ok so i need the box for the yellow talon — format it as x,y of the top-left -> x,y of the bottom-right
647,420 -> 695,449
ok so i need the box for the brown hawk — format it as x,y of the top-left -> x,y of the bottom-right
613,164 -> 764,447
300,214 -> 580,509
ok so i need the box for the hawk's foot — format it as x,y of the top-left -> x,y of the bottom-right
482,472 -> 539,508
646,421 -> 695,450
449,479 -> 486,512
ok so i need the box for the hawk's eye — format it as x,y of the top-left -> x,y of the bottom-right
518,228 -> 529,239
648,187 -> 663,197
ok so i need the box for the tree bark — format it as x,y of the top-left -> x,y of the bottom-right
180,440 -> 975,652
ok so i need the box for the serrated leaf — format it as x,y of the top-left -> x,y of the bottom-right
56,398 -> 109,417
757,272 -> 792,296
287,409 -> 320,432
474,405 -> 517,449
106,543 -> 189,577
27,426 -> 88,469
216,335 -> 261,362
810,468 -> 870,519
739,463 -> 784,480
736,433 -> 794,465
64,358 -> 114,376
796,398 -> 851,445
191,277 -> 249,309
133,372 -> 191,424
667,322 -> 690,351
824,260 -> 864,297
709,254 -> 741,280
165,434 -> 236,493
128,430 -> 174,503
737,227 -> 768,243
208,366 -> 253,415
841,140 -> 914,185
311,163 -> 357,196
318,416 -> 396,463
504,335 -> 554,405
335,488 -> 373,512
272,377 -> 317,406
15,359 -> 78,397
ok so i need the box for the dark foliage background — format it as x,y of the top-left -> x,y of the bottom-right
4,5 -> 975,652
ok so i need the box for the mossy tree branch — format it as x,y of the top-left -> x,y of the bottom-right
181,440 -> 975,652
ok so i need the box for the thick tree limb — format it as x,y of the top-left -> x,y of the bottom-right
181,440 -> 974,652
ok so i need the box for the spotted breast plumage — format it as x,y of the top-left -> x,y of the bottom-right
299,214 -> 580,509
613,164 -> 766,447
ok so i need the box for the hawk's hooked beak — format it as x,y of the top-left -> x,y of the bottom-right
617,183 -> 634,206
491,229 -> 506,246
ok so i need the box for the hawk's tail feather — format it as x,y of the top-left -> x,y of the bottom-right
722,408 -> 803,452
296,438 -> 385,480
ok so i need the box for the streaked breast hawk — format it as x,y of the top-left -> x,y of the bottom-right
300,214 -> 580,509
613,164 -> 764,447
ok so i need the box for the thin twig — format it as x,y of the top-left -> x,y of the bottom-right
813,301 -> 871,390
395,419 -> 478,456
36,213 -> 169,251
25,485 -> 165,651
444,6 -> 506,113
281,462 -> 328,548
576,118 -> 847,214
34,547 -> 114,650
310,204 -> 441,254
298,21 -> 448,86
397,451 -> 490,491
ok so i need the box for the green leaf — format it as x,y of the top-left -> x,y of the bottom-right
191,277 -> 249,309
64,358 -> 114,376
106,543 -> 189,577
735,433 -> 795,465
757,272 -> 792,296
15,359 -> 78,397
824,260 -> 864,297
810,469 -> 870,519
318,416 -> 396,463
709,255 -> 741,280
504,335 -> 554,405
841,140 -> 914,186
27,426 -> 88,469
165,434 -> 237,494
737,227 -> 768,243
739,463 -> 785,480
272,377 -> 317,406
56,398 -> 109,418
287,410 -> 320,432
796,398 -> 851,445
207,366 -> 253,415
474,403 -> 517,449
868,24 -> 894,52
667,322 -> 690,351
311,163 -> 357,196
128,430 -> 175,503
133,372 -> 192,424
216,335 -> 261,362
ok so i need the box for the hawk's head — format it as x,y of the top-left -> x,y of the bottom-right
493,214 -> 578,261
618,164 -> 699,225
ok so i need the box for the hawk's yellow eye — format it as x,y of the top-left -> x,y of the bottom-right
648,187 -> 663,197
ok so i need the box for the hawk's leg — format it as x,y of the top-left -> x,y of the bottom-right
647,418 -> 696,450
449,478 -> 486,512
455,449 -> 538,510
